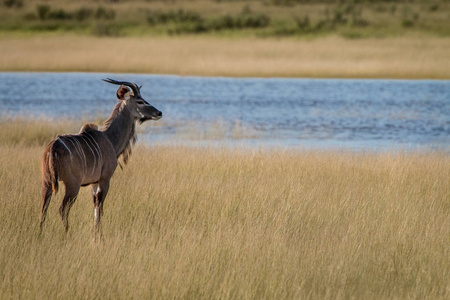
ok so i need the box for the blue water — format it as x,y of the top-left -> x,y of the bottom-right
1,72 -> 449,150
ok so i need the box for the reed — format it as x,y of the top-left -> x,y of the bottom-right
1,34 -> 449,79
0,120 -> 448,299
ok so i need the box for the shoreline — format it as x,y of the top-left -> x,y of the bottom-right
2,70 -> 450,81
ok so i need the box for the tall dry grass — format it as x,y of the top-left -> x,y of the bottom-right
0,117 -> 78,147
0,120 -> 449,299
1,34 -> 449,79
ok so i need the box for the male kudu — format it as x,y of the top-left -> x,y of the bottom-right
39,79 -> 162,236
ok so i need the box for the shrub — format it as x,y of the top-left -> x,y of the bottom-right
48,9 -> 73,20
208,15 -> 234,30
177,9 -> 203,23
147,9 -> 270,34
147,9 -> 202,25
37,5 -> 51,20
401,6 -> 419,28
295,16 -> 311,32
35,5 -> 113,22
401,18 -> 415,28
3,0 -> 22,8
95,7 -> 116,20
168,22 -> 207,35
208,14 -> 270,31
240,14 -> 270,28
75,7 -> 94,21
429,3 -> 439,12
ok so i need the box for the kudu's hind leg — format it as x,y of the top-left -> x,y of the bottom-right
93,180 -> 110,238
39,182 -> 53,235
59,183 -> 80,233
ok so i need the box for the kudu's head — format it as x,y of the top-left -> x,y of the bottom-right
103,78 -> 162,123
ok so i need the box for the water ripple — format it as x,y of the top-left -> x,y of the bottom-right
0,72 -> 449,150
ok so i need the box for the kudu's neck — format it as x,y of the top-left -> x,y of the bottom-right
103,102 -> 136,162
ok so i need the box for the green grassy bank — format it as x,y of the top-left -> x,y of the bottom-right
1,1 -> 449,78
1,0 -> 449,38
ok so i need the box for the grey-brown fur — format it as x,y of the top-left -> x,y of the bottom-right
39,79 -> 162,236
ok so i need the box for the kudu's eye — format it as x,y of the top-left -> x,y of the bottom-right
136,100 -> 144,105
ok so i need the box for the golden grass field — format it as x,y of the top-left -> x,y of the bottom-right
1,34 -> 450,79
0,120 -> 449,299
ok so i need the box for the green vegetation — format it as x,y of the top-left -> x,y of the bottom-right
1,1 -> 449,77
34,5 -> 116,21
0,0 -> 449,38
147,8 -> 270,34
0,119 -> 449,299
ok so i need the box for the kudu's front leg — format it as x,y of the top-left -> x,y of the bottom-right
92,181 -> 110,240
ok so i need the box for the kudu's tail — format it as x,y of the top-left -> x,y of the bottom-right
40,141 -> 59,233
42,141 -> 59,195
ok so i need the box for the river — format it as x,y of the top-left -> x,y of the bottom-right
1,72 -> 449,150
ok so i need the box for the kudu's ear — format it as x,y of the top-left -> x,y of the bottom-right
116,85 -> 132,101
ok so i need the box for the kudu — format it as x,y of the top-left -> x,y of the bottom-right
39,79 -> 162,236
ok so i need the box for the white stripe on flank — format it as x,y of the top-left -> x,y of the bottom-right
72,137 -> 88,172
80,136 -> 97,175
85,132 -> 102,165
58,137 -> 73,160
65,137 -> 85,173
